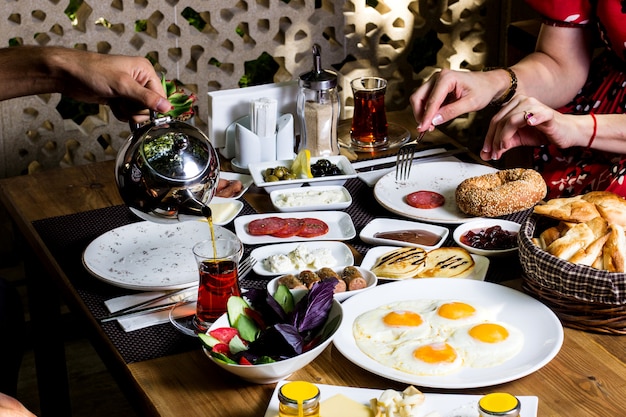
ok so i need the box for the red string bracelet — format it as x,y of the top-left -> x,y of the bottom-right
587,113 -> 597,149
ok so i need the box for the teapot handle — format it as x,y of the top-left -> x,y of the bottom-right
128,110 -> 160,132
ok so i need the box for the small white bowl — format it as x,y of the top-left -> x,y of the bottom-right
203,299 -> 343,384
453,219 -> 520,257
269,185 -> 352,212
267,266 -> 377,302
249,155 -> 357,193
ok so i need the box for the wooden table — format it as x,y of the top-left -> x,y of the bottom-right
1,109 -> 625,417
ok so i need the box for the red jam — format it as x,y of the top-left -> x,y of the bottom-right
460,226 -> 518,250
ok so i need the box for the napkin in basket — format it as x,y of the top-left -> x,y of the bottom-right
104,288 -> 197,332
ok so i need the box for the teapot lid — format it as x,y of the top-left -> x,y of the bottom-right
298,44 -> 337,91
140,118 -> 213,181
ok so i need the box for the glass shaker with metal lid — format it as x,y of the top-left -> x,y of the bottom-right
296,44 -> 340,157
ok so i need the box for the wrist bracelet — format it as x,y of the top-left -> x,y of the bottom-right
587,113 -> 597,149
483,67 -> 518,106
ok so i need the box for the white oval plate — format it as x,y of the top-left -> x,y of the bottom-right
373,161 -> 498,224
453,219 -> 521,257
360,246 -> 489,281
250,241 -> 354,276
234,211 -> 356,245
333,278 -> 564,389
359,218 -> 449,250
249,155 -> 357,192
266,266 -> 377,302
82,221 -> 236,290
269,185 -> 352,213
218,171 -> 253,199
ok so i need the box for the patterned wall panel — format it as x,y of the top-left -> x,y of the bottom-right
0,0 -> 503,177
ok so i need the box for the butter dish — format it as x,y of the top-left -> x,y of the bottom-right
269,185 -> 352,212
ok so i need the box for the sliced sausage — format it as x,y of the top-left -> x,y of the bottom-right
406,190 -> 445,209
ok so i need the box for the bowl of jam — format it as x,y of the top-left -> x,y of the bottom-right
453,219 -> 520,257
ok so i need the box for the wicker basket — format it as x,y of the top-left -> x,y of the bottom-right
519,214 -> 626,335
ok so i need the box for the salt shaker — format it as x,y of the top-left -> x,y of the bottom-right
297,44 -> 340,157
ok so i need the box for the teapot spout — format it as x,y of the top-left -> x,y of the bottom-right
177,190 -> 212,222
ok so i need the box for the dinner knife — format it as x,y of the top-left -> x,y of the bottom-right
99,300 -> 193,323
354,147 -> 469,173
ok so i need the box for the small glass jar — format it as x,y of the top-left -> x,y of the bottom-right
297,44 -> 340,158
278,381 -> 320,417
478,393 -> 521,417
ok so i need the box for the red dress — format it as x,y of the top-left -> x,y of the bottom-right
525,0 -> 626,198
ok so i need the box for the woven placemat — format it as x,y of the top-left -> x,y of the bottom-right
32,178 -> 528,363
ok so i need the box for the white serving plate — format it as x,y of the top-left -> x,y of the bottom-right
249,155 -> 357,192
266,265 -> 377,302
359,217 -> 449,250
264,382 -> 539,417
82,222 -> 235,290
453,219 -> 521,257
373,161 -> 498,224
250,241 -> 354,276
234,211 -> 356,245
360,246 -> 489,281
207,198 -> 243,225
269,185 -> 352,212
333,278 -> 564,389
218,171 -> 253,199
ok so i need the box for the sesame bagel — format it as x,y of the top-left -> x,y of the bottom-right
455,168 -> 546,217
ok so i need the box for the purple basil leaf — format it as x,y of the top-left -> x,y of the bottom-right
274,323 -> 303,355
291,279 -> 335,333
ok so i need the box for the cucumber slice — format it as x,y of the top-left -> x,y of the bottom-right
236,314 -> 260,342
273,284 -> 295,314
227,296 -> 250,327
198,332 -> 220,349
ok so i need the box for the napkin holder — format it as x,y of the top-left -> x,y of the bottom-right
231,113 -> 295,173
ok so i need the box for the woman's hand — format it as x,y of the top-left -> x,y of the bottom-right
409,68 -> 510,132
480,95 -> 585,161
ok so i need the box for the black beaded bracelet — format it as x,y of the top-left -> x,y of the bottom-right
483,67 -> 518,106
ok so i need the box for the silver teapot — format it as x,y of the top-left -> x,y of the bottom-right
115,112 -> 220,223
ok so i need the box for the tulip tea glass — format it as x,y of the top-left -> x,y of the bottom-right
192,237 -> 242,332
350,76 -> 389,149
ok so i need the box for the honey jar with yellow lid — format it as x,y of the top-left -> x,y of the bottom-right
478,392 -> 521,416
278,381 -> 320,417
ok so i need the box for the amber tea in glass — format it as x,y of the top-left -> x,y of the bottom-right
350,77 -> 388,148
192,237 -> 242,331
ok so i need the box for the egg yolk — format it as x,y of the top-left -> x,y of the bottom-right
437,302 -> 476,320
469,323 -> 509,343
413,343 -> 458,364
383,310 -> 423,327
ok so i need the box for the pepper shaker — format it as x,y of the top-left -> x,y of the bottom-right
296,44 -> 340,157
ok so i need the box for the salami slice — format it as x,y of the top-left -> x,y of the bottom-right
406,190 -> 445,209
271,218 -> 306,238
298,218 -> 329,238
247,217 -> 287,235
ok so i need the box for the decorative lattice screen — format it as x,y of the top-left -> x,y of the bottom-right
0,0 -> 504,178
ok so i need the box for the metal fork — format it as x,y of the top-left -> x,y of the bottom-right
100,256 -> 258,322
395,142 -> 417,182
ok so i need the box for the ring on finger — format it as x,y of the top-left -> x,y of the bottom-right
523,110 -> 534,121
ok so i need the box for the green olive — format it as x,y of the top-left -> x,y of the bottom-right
266,175 -> 279,182
264,168 -> 274,178
283,173 -> 297,180
274,167 -> 286,178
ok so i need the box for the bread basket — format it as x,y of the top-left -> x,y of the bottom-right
519,214 -> 626,334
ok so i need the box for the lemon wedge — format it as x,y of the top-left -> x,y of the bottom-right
291,149 -> 313,179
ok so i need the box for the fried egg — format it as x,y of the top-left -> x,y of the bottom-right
427,300 -> 491,337
388,340 -> 464,376
353,300 -> 434,358
449,321 -> 524,368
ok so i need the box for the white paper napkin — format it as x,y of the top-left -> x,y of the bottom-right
104,287 -> 197,332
